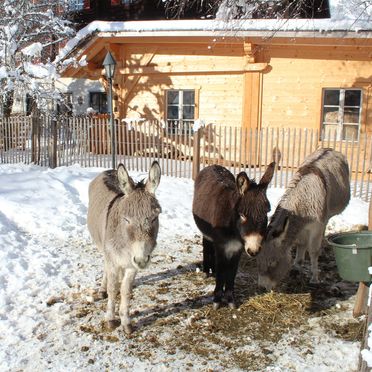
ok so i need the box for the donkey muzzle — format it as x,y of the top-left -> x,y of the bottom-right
243,233 -> 263,257
257,274 -> 276,291
133,255 -> 150,270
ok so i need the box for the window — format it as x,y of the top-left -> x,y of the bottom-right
89,92 -> 108,114
321,88 -> 362,141
111,0 -> 138,5
166,90 -> 195,134
26,94 -> 35,116
68,0 -> 90,11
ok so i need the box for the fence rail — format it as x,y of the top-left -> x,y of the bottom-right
1,116 -> 372,201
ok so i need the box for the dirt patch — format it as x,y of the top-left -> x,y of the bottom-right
56,236 -> 363,370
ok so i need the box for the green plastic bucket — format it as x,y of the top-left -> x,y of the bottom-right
327,231 -> 372,283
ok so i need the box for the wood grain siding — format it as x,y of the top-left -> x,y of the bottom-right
123,72 -> 244,126
261,44 -> 372,131
113,43 -> 245,125
61,34 -> 371,133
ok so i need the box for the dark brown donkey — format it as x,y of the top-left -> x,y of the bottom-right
192,163 -> 275,309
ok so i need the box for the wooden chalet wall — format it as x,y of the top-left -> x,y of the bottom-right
259,40 -> 372,133
62,32 -> 372,134
114,40 -> 248,127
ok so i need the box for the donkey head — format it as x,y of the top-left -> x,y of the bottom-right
116,161 -> 162,270
235,162 -> 275,257
257,209 -> 292,290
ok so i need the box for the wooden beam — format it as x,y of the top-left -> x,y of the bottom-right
242,41 -> 264,130
83,39 -> 106,60
242,72 -> 262,130
118,62 -> 268,75
244,41 -> 256,64
245,63 -> 269,72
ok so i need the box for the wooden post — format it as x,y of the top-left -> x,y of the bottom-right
49,117 -> 57,168
31,116 -> 41,165
358,198 -> 372,371
192,127 -> 202,180
354,199 -> 372,318
31,116 -> 37,164
354,282 -> 369,317
359,294 -> 372,371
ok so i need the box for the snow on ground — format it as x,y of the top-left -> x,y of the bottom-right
0,163 -> 369,371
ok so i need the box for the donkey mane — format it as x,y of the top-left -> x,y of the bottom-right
271,148 -> 332,221
268,150 -> 335,232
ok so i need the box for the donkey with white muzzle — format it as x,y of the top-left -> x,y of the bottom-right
193,163 -> 275,309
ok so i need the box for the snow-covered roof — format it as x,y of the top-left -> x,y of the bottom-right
57,0 -> 372,63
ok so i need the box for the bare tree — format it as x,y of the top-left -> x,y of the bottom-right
162,0 -> 371,23
0,0 -> 75,116
162,0 -> 333,19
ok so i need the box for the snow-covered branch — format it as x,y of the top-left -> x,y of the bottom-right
0,0 -> 75,115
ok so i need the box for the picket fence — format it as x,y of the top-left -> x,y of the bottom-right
1,115 -> 372,201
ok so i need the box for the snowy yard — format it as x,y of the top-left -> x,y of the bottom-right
0,163 -> 369,371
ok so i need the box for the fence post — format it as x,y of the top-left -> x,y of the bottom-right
49,116 -> 57,168
192,127 -> 202,180
31,116 -> 39,164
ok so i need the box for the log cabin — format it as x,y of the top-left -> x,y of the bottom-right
58,14 -> 372,142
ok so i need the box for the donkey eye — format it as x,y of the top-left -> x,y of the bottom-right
269,261 -> 278,269
151,216 -> 158,223
123,217 -> 130,224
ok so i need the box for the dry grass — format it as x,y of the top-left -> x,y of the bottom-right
48,237 -> 364,370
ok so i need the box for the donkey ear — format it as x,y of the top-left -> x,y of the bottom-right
267,212 -> 289,240
236,172 -> 250,195
146,161 -> 161,194
259,162 -> 275,188
117,164 -> 135,195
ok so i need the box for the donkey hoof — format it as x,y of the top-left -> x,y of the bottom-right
213,302 -> 221,310
227,302 -> 237,310
107,319 -> 120,330
123,323 -> 133,334
97,291 -> 108,300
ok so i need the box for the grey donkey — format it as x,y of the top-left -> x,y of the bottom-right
87,161 -> 161,333
257,148 -> 350,290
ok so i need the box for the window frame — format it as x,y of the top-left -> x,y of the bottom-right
165,89 -> 196,134
321,88 -> 363,141
68,0 -> 86,11
89,92 -> 108,114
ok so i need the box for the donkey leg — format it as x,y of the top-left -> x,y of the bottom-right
213,248 -> 226,309
224,251 -> 242,309
309,233 -> 323,284
202,237 -> 215,277
294,244 -> 306,270
119,268 -> 137,334
98,270 -> 108,299
105,269 -> 120,329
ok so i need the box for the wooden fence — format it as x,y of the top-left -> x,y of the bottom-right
1,115 -> 372,201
